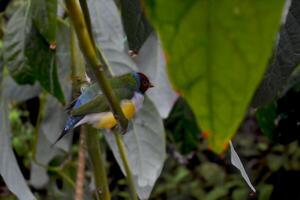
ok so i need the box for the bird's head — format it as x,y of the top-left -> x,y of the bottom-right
135,72 -> 154,94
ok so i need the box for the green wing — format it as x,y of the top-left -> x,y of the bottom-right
70,88 -> 134,116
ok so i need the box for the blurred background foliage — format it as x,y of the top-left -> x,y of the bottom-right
2,91 -> 300,199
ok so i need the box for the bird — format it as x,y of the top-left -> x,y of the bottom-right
53,72 -> 154,145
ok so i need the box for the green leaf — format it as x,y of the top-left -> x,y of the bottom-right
120,0 -> 153,52
258,184 -> 273,200
232,188 -> 248,200
267,154 -> 286,171
31,0 -> 57,43
281,64 -> 300,95
253,0 -> 300,106
205,187 -> 228,200
56,19 -> 73,100
199,163 -> 225,186
45,19 -> 73,151
145,0 -> 284,153
104,97 -> 166,199
25,25 -> 65,103
3,4 -> 65,103
256,102 -> 277,140
165,97 -> 200,154
0,88 -> 36,200
3,4 -> 34,84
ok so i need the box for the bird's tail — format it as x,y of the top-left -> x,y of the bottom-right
51,129 -> 69,148
51,116 -> 83,147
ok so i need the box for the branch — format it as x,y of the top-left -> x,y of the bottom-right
85,125 -> 111,200
75,127 -> 86,200
78,0 -> 112,78
79,0 -> 95,50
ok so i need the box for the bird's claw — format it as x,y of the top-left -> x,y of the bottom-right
112,123 -> 128,135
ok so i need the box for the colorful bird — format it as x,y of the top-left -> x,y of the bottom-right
53,72 -> 154,144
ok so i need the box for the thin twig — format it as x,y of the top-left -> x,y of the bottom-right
113,130 -> 138,200
32,92 -> 46,159
75,127 -> 86,200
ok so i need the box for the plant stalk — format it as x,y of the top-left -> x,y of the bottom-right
113,131 -> 138,200
32,92 -> 46,159
78,0 -> 112,77
85,125 -> 111,200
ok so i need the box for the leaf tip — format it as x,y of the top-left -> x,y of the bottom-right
206,134 -> 230,154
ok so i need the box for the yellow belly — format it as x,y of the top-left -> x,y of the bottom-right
94,100 -> 136,129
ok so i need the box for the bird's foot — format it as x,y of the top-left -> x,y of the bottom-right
112,124 -> 128,135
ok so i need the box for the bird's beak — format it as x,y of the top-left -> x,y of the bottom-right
149,83 -> 154,88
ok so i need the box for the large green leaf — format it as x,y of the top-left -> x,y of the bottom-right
145,0 -> 284,153
25,25 -> 65,103
31,0 -> 57,43
3,4 -> 65,103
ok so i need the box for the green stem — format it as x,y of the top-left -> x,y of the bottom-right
56,170 -> 76,188
85,125 -> 111,200
70,27 -> 78,81
64,0 -> 128,131
113,131 -> 138,200
79,0 -> 95,50
32,92 -> 46,159
78,0 -> 112,77
32,160 -> 76,188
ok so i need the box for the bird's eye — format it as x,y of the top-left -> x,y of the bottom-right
143,81 -> 147,85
